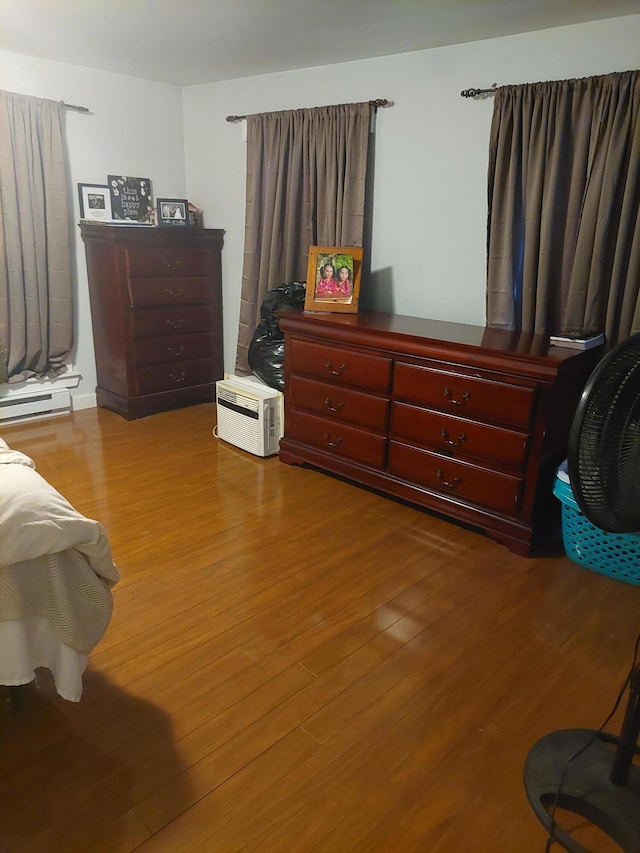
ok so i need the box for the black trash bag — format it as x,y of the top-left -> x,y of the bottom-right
248,282 -> 306,391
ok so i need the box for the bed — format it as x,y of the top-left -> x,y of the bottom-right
0,438 -> 119,701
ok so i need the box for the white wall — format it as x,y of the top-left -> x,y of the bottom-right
183,15 -> 640,373
1,15 -> 639,404
0,51 -> 186,407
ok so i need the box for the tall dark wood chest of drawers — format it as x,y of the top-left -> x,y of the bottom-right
279,311 -> 603,555
80,224 -> 224,419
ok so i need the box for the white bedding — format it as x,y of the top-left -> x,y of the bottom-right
0,439 -> 119,701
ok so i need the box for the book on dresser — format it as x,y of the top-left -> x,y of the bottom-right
549,331 -> 605,350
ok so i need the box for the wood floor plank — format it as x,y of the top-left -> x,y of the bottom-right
311,810 -> 425,853
1,404 -> 639,853
133,728 -> 320,853
131,627 -> 407,835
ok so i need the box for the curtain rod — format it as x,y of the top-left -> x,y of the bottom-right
460,86 -> 498,98
1,90 -> 90,112
62,101 -> 90,113
226,98 -> 391,122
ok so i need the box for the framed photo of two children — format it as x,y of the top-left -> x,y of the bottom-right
304,246 -> 363,314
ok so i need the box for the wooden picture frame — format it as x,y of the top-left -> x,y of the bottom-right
304,246 -> 363,313
77,183 -> 113,222
157,197 -> 189,227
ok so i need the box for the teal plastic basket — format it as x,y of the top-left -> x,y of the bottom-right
553,474 -> 640,586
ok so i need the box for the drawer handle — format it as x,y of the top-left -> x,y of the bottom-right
167,345 -> 185,357
436,468 -> 462,488
440,429 -> 467,447
323,432 -> 343,448
324,397 -> 344,413
443,387 -> 470,405
169,371 -> 187,383
164,287 -> 184,297
325,361 -> 346,377
166,318 -> 184,329
161,259 -> 182,271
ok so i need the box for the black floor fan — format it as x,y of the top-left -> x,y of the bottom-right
524,332 -> 640,852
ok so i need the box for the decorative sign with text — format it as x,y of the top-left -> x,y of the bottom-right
108,176 -> 153,223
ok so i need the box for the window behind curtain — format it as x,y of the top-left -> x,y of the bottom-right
486,71 -> 640,347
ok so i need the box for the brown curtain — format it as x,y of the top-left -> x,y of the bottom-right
0,91 -> 73,381
235,102 -> 371,373
487,71 -> 640,346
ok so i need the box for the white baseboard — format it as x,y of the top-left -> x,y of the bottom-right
71,392 -> 97,411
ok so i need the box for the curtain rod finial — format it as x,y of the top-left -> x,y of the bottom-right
461,84 -> 498,98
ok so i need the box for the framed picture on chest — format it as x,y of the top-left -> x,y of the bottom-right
304,246 -> 363,314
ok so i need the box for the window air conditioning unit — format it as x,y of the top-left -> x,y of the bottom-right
215,375 -> 284,457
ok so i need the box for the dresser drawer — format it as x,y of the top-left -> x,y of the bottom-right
133,358 -> 215,395
128,278 -> 212,308
132,332 -> 214,367
289,375 -> 389,432
131,306 -> 215,339
287,408 -> 387,469
388,441 -> 523,516
126,248 -> 213,278
390,402 -> 529,472
394,362 -> 535,430
290,338 -> 392,393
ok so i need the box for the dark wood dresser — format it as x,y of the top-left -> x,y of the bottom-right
80,224 -> 224,419
279,311 -> 603,555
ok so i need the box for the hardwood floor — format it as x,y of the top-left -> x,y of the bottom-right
1,404 -> 638,852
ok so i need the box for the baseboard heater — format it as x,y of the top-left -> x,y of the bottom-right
0,387 -> 71,423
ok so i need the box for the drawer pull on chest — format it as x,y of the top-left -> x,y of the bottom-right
161,259 -> 182,271
323,432 -> 343,448
325,361 -> 347,376
164,287 -> 184,297
167,318 -> 184,329
324,397 -> 345,413
440,428 -> 467,447
167,345 -> 185,357
443,386 -> 470,405
436,468 -> 462,488
169,371 -> 187,383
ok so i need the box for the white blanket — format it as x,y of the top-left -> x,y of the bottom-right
0,438 -> 119,655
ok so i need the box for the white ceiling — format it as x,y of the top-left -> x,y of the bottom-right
1,0 -> 640,87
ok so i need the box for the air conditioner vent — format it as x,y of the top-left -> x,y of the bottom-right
216,385 -> 261,413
